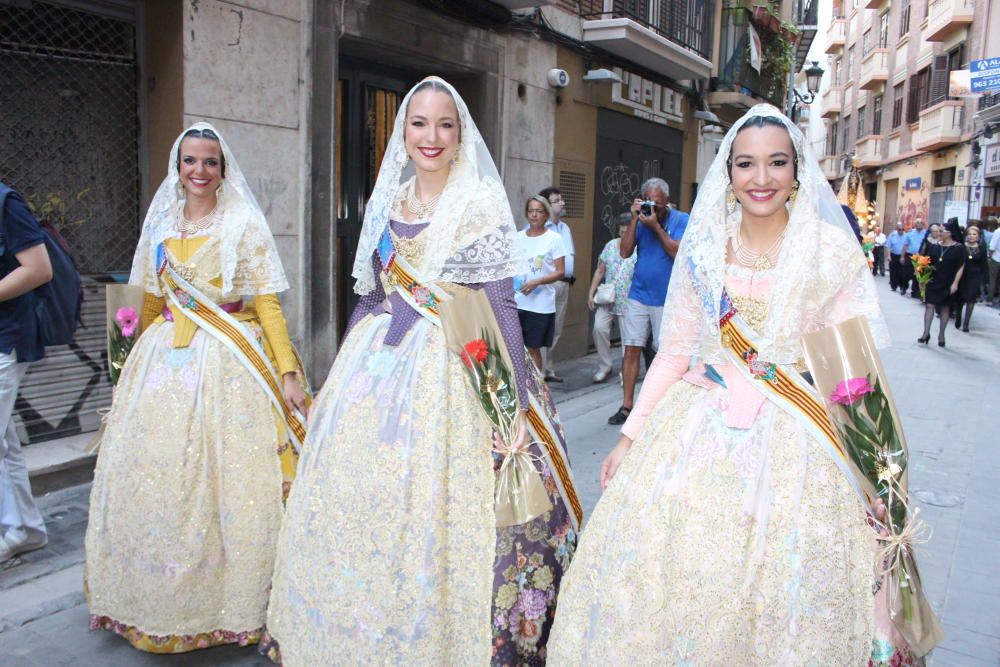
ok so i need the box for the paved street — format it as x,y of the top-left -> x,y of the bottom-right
0,276 -> 997,666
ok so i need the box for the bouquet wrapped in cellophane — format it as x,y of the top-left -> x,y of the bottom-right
438,288 -> 552,528
801,316 -> 944,657
107,283 -> 146,385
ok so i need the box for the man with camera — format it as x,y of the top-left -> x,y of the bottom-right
607,178 -> 688,426
538,186 -> 575,383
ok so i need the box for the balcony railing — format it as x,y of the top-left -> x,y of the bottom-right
821,85 -> 843,117
825,18 -> 847,53
821,154 -> 843,180
855,135 -> 883,167
887,133 -> 903,160
580,0 -> 713,59
915,100 -> 964,151
860,48 -> 889,89
925,0 -> 974,41
979,92 -> 1000,111
711,7 -> 787,108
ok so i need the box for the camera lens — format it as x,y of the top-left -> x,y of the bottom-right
640,203 -> 652,216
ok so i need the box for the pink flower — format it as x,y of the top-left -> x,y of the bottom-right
115,307 -> 138,338
830,376 -> 875,406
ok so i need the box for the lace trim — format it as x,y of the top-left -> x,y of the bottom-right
89,614 -> 262,654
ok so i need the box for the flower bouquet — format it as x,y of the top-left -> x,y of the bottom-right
105,284 -> 146,385
909,254 -> 934,300
439,288 -> 552,528
801,316 -> 944,657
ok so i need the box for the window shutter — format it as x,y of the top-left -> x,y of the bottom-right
929,55 -> 950,107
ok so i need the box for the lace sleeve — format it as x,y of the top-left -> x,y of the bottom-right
822,236 -> 890,347
620,352 -> 691,440
345,252 -> 386,338
478,277 -> 530,411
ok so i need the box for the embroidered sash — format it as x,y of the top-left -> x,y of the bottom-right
718,290 -> 873,513
157,243 -> 307,451
379,229 -> 584,531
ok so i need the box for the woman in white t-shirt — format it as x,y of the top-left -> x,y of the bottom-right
515,195 -> 566,372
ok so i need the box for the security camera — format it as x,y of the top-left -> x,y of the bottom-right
547,69 -> 570,88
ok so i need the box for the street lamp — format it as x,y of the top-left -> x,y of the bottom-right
792,61 -> 825,105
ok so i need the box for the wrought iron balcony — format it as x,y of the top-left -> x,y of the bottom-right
709,6 -> 788,109
579,0 -> 714,80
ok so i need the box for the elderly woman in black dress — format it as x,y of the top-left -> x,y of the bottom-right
954,225 -> 989,332
918,219 -> 965,347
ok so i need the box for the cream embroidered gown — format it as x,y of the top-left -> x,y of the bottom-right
547,264 -> 876,665
85,234 -> 300,653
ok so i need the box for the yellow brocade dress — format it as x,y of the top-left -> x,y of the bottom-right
84,235 -> 300,653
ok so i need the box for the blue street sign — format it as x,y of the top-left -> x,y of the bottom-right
970,58 -> 1000,93
905,177 -> 922,191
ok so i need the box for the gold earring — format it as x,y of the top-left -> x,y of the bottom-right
786,183 -> 799,211
726,186 -> 737,213
451,146 -> 462,166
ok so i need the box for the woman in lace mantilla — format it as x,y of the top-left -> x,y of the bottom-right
84,124 -> 306,653
547,106 -> 921,666
264,77 -> 577,666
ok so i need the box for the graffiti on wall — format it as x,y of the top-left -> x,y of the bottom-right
896,180 -> 929,231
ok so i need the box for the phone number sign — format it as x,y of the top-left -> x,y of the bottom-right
971,58 -> 1000,93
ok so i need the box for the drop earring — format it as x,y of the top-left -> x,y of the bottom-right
726,186 -> 737,214
786,183 -> 799,212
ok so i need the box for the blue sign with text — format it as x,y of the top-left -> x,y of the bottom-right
905,177 -> 922,191
970,58 -> 1000,93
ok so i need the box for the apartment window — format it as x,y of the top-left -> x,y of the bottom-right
828,120 -> 840,155
907,67 -> 931,122
843,115 -> 851,152
862,30 -> 872,57
834,56 -> 843,85
892,82 -> 905,127
946,43 -> 966,101
878,12 -> 889,48
857,105 -> 867,140
848,47 -> 855,81
933,167 -> 956,187
873,96 -> 883,134
900,0 -> 911,37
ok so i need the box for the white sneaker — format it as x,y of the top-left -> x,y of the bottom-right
0,530 -> 47,561
593,370 -> 610,383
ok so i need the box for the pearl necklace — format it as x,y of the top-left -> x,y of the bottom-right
733,222 -> 786,271
405,180 -> 442,219
178,204 -> 218,236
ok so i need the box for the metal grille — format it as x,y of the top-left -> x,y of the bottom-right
558,170 -> 587,220
0,1 -> 140,274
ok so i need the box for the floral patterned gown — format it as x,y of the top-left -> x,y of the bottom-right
264,219 -> 576,666
547,264 -> 895,666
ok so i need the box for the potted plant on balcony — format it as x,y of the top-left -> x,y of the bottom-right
749,1 -> 802,43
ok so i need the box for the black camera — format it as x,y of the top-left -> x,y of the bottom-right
639,200 -> 656,217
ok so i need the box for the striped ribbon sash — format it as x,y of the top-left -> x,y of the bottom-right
157,246 -> 306,451
718,290 -> 873,513
379,229 -> 584,531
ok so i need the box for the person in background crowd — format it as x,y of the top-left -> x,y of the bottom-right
516,196 -> 567,372
608,178 -> 688,426
0,183 -> 52,562
919,222 -> 942,254
872,225 -> 886,276
917,219 -> 965,347
588,213 -> 636,384
886,222 -> 908,293
905,218 -> 927,298
988,220 -> 1000,306
538,186 -> 574,383
955,225 -> 988,332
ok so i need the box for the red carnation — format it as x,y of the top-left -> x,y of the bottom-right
461,339 -> 489,367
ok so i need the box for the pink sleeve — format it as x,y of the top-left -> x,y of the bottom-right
621,351 -> 691,440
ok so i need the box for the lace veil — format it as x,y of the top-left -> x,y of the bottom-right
129,122 -> 289,298
352,76 -> 524,295
659,104 -> 888,365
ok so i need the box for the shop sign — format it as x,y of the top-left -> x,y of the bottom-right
611,68 -> 683,126
904,177 -> 922,191
943,200 -> 968,226
970,58 -> 1000,93
985,144 -> 1000,179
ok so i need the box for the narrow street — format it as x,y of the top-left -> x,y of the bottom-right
1,277 -> 998,666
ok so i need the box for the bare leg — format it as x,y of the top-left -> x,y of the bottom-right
527,348 -> 543,374
622,346 -> 643,410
